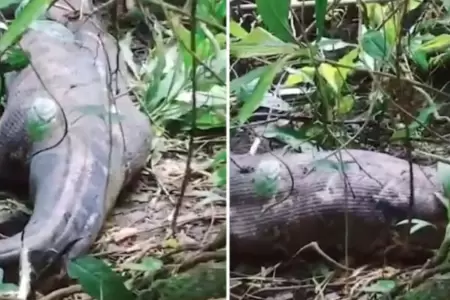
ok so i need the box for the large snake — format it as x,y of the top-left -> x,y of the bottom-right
0,0 -> 152,272
230,147 -> 448,259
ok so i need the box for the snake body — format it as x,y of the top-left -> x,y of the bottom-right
230,149 -> 447,258
0,0 -> 151,270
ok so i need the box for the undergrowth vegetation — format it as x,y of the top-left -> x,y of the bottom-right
0,0 -> 226,299
230,0 -> 450,299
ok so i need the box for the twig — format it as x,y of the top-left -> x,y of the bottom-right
291,242 -> 354,272
38,285 -> 83,300
170,0 -> 198,236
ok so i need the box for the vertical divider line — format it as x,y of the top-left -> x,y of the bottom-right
225,0 -> 231,297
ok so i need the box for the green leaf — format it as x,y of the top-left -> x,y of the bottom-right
194,108 -> 226,129
138,263 -> 225,300
417,34 -> 450,53
315,0 -> 327,40
264,124 -> 307,150
361,279 -> 396,294
361,30 -> 391,60
336,47 -> 359,80
212,150 -> 227,167
122,257 -> 163,274
237,55 -> 291,124
256,0 -> 293,43
391,104 -> 437,140
214,0 -> 226,20
335,95 -> 354,115
231,27 -> 301,58
411,49 -> 428,71
318,63 -> 340,93
0,0 -> 53,56
212,165 -> 226,188
0,47 -> 30,73
438,161 -> 450,199
68,256 -> 135,300
229,20 -> 248,39
411,104 -> 437,130
230,65 -> 267,94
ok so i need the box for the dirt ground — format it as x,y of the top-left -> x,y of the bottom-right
97,143 -> 226,263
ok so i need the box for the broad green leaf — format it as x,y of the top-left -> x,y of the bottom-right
285,66 -> 315,86
171,19 -> 205,68
231,27 -> 300,58
214,0 -> 226,20
361,279 -> 396,294
318,63 -> 340,93
196,0 -> 216,23
417,34 -> 450,53
264,124 -> 307,150
365,3 -> 385,28
335,95 -> 354,115
315,0 -> 327,41
211,150 -> 227,167
383,11 -> 399,46
194,108 -> 226,129
336,47 -> 359,80
256,0 -> 293,43
0,0 -> 53,55
122,257 -> 163,274
361,30 -> 391,60
391,104 -> 437,140
212,165 -> 226,187
230,65 -> 268,94
411,103 -> 437,130
230,20 -> 248,39
411,49 -> 428,70
68,256 -> 135,300
381,0 -> 421,45
237,55 -> 291,124
0,47 -> 30,73
407,0 -> 423,11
